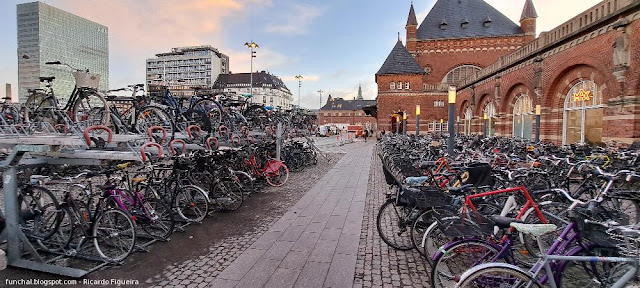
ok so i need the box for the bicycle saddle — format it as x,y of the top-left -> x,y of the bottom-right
39,76 -> 55,82
489,215 -> 523,230
510,222 -> 557,237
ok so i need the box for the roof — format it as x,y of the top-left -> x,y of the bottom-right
320,98 -> 376,111
416,0 -> 523,40
376,40 -> 425,76
213,72 -> 290,92
407,3 -> 418,26
520,0 -> 538,21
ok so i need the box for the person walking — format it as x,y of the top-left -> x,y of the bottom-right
363,129 -> 369,142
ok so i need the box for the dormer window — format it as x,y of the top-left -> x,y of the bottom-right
461,18 -> 470,29
484,16 -> 492,27
440,20 -> 448,30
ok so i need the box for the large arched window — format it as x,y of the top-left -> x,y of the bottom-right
512,94 -> 533,140
564,80 -> 603,144
484,102 -> 496,136
463,107 -> 472,135
442,65 -> 482,84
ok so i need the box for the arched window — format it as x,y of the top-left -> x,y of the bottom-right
512,94 -> 533,140
564,80 -> 603,144
442,65 -> 482,84
484,102 -> 496,136
463,107 -> 472,135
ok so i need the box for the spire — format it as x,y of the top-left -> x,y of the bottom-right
357,84 -> 363,100
520,0 -> 538,21
407,2 -> 418,26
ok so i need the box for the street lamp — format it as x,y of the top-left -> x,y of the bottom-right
244,41 -> 259,103
457,116 -> 461,136
395,115 -> 401,134
483,113 -> 488,137
535,104 -> 541,143
317,89 -> 323,109
403,112 -> 407,135
295,74 -> 303,107
415,105 -> 421,135
448,86 -> 456,155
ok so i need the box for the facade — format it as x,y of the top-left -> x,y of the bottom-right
318,89 -> 377,130
146,45 -> 229,98
453,0 -> 640,144
212,72 -> 294,109
375,0 -> 535,134
17,1 -> 109,103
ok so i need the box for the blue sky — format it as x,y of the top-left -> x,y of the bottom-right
0,0 -> 601,108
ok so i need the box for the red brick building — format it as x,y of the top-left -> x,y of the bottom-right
318,88 -> 377,130
376,0 -> 640,145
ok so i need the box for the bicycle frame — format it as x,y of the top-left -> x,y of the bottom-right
463,186 -> 547,224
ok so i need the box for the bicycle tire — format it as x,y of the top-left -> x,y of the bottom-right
19,185 -> 61,240
457,264 -> 540,288
71,91 -> 111,128
214,179 -> 244,211
265,161 -> 289,187
92,208 -> 136,263
135,105 -> 175,143
36,203 -> 72,253
376,198 -> 414,250
431,239 -> 503,288
139,199 -> 175,240
195,99 -> 222,130
174,185 -> 209,222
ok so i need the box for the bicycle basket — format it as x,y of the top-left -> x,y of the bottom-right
465,162 -> 494,187
607,227 -> 640,257
573,208 -> 628,248
400,186 -> 453,209
73,71 -> 101,89
435,211 -> 495,238
382,165 -> 397,185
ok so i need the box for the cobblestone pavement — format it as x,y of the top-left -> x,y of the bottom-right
209,141 -> 374,288
353,148 -> 431,288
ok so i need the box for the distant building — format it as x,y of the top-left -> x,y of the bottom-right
146,45 -> 229,97
212,71 -> 294,109
17,1 -> 109,103
318,93 -> 377,130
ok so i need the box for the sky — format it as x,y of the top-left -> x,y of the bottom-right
0,0 -> 602,108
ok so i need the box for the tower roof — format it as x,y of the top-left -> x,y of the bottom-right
416,0 -> 523,40
520,0 -> 538,21
376,40 -> 425,76
407,2 -> 418,26
357,84 -> 363,100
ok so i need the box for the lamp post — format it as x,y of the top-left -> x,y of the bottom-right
415,105 -> 421,135
395,115 -> 400,134
403,112 -> 407,135
457,116 -> 461,136
317,89 -> 323,109
483,113 -> 488,137
295,74 -> 303,108
448,86 -> 456,155
535,105 -> 541,143
244,41 -> 259,102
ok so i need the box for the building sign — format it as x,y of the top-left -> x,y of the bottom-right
573,89 -> 592,102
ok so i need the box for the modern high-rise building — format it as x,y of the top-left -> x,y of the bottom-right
146,45 -> 230,97
17,1 -> 109,104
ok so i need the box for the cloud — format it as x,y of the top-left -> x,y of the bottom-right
265,4 -> 325,35
226,48 -> 296,73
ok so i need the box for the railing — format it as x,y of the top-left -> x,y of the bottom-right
457,0 -> 636,89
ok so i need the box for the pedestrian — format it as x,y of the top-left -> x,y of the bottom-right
363,129 -> 369,142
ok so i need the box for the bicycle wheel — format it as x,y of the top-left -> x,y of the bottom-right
376,198 -> 414,250
72,92 -> 110,128
559,246 -> 622,288
135,106 -> 175,142
36,203 -> 72,253
139,199 -> 175,240
18,185 -> 60,240
431,239 -> 502,288
174,185 -> 209,222
92,208 -> 136,263
418,208 -> 458,265
265,161 -> 289,187
195,99 -> 222,130
214,180 -> 244,211
24,92 -> 57,129
457,264 -> 539,288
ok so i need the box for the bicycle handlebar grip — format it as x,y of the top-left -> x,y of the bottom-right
219,125 -> 229,137
140,142 -> 164,162
206,137 -> 219,150
186,125 -> 202,139
147,126 -> 167,143
169,139 -> 187,155
83,125 -> 113,146
231,135 -> 241,147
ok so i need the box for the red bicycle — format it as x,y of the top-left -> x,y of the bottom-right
244,145 -> 289,187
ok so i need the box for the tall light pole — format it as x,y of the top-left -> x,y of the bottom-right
415,105 -> 420,135
402,112 -> 407,135
448,86 -> 456,156
535,105 -> 541,143
317,89 -> 323,109
244,41 -> 259,102
295,74 -> 303,107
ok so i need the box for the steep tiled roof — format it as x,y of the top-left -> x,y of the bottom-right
376,40 -> 425,76
320,97 -> 376,111
520,0 -> 538,21
407,3 -> 418,26
416,0 -> 523,40
213,71 -> 290,92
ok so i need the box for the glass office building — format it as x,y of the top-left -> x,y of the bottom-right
17,1 -> 109,104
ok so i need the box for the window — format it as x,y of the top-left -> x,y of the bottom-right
405,82 -> 410,90
397,82 -> 403,90
442,65 -> 482,84
484,102 -> 497,136
433,100 -> 445,107
324,112 -> 329,116
512,94 -> 533,140
390,82 -> 395,90
463,108 -> 473,135
563,80 -> 603,144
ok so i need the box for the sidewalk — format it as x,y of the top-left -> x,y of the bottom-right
210,142 -> 373,288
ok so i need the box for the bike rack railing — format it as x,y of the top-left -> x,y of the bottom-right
83,125 -> 113,148
206,136 -> 219,150
147,126 -> 168,144
169,139 -> 187,155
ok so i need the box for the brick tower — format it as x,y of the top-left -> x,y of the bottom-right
520,0 -> 538,44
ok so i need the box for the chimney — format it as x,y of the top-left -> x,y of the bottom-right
6,84 -> 12,103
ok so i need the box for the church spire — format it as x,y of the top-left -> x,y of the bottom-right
407,2 -> 418,26
520,0 -> 538,21
357,84 -> 363,100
